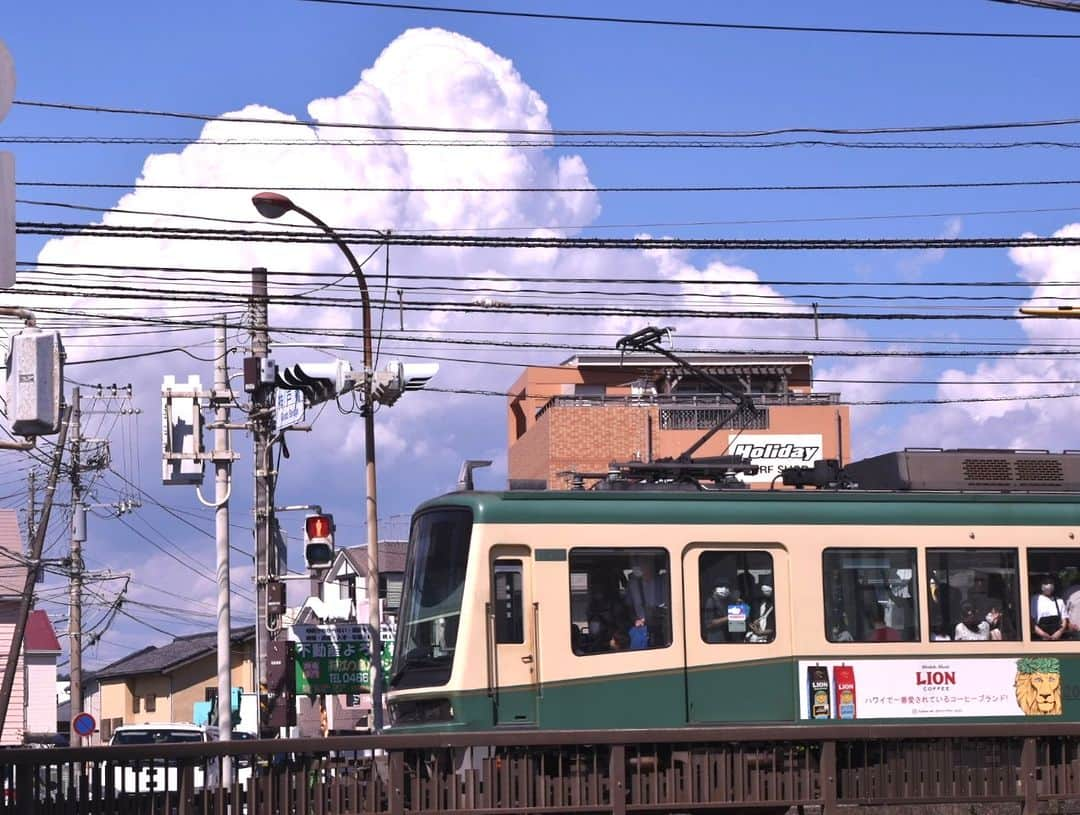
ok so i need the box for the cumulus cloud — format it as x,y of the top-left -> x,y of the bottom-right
885,222 -> 1080,452
2,26 -> 901,660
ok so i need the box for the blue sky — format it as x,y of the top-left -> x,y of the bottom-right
4,0 -> 1080,668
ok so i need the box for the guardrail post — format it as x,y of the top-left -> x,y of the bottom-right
14,764 -> 32,815
820,741 -> 837,815
609,745 -> 626,815
178,762 -> 194,815
389,750 -> 405,815
1021,736 -> 1038,815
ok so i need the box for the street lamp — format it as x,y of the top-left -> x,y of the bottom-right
252,191 -> 386,731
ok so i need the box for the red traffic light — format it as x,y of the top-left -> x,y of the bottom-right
305,514 -> 334,542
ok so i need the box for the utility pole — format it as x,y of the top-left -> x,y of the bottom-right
0,406 -> 70,734
209,321 -> 234,783
249,268 -> 274,731
68,387 -> 84,747
26,469 -> 36,556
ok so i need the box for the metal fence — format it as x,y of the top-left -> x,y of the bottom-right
2,722 -> 1078,814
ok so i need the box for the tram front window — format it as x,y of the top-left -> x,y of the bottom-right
391,508 -> 472,690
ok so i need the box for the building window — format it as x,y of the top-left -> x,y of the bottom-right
146,693 -> 157,713
570,548 -> 671,655
824,549 -> 918,643
204,687 -> 218,703
699,551 -> 775,644
493,560 -> 524,644
1028,549 -> 1080,641
927,549 -> 1019,642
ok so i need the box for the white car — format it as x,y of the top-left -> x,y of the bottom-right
108,723 -> 210,795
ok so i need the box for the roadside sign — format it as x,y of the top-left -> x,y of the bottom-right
291,624 -> 372,694
290,623 -> 395,694
274,388 -> 304,431
72,712 -> 96,737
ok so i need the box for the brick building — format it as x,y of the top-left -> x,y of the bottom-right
507,353 -> 850,489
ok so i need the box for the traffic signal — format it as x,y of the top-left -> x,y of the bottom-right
304,513 -> 335,569
370,360 -> 439,407
275,360 -> 353,407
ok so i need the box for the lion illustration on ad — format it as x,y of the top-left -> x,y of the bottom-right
1015,657 -> 1062,716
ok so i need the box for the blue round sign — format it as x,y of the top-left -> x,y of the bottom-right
72,712 -> 95,737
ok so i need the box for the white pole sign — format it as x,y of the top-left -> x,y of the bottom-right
0,39 -> 15,290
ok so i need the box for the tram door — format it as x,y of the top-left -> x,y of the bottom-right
488,548 -> 538,726
682,545 -> 795,723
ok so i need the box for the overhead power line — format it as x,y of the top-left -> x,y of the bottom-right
19,197 -> 1080,234
299,0 -> 1080,39
989,0 -> 1080,9
22,176 -> 1080,195
16,220 -> 1080,251
16,98 -> 1080,138
16,135 -> 1080,151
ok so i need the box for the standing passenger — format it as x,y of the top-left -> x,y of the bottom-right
1032,577 -> 1067,641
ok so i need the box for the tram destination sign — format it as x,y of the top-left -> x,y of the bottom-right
289,622 -> 395,694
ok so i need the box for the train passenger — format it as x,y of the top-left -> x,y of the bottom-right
868,604 -> 903,641
627,560 -> 670,646
1064,580 -> 1080,640
984,603 -> 1011,641
610,629 -> 631,652
703,584 -> 748,643
1031,576 -> 1067,641
954,601 -> 990,641
747,583 -> 775,643
928,573 -> 962,640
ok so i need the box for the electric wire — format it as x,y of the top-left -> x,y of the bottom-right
299,0 -> 1080,40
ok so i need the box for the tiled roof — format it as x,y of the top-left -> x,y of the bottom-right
0,510 -> 28,596
25,610 -> 61,653
91,627 -> 254,681
341,541 -> 408,576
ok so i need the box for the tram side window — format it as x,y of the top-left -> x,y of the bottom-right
1026,549 -> 1080,641
699,551 -> 776,644
569,549 -> 671,655
823,549 -> 918,643
926,549 -> 1019,642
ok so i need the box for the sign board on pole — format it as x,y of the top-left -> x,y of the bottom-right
72,712 -> 96,737
290,622 -> 395,695
275,388 -> 305,431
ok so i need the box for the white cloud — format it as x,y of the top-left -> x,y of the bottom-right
3,27 -> 890,662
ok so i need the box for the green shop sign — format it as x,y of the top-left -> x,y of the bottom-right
291,623 -> 395,695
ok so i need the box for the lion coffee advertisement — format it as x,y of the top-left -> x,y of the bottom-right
798,657 -> 1064,719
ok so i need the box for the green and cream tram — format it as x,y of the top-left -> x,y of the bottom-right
386,450 -> 1080,732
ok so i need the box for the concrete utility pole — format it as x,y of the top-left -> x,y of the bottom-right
249,268 -> 273,728
213,321 -> 233,781
26,469 -> 36,555
69,387 -> 84,746
0,406 -> 70,734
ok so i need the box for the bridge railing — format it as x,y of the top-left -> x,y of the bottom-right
1,721 -> 1078,814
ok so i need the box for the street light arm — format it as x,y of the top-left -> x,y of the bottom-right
284,203 -> 379,371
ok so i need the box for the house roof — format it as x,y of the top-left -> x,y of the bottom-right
0,510 -> 28,596
340,541 -> 408,576
25,610 -> 61,653
91,627 -> 254,681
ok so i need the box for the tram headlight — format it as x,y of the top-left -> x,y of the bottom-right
388,698 -> 454,726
